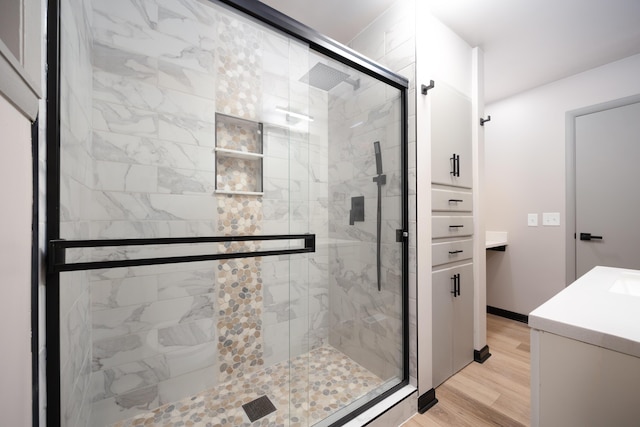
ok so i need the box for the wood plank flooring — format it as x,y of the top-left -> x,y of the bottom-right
403,314 -> 531,427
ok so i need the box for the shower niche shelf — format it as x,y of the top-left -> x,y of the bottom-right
214,113 -> 263,195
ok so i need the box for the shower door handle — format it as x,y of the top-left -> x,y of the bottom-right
48,234 -> 316,273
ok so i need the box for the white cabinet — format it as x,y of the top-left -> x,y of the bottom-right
529,266 -> 640,426
432,263 -> 474,387
531,329 -> 640,427
430,82 -> 472,189
429,78 -> 475,388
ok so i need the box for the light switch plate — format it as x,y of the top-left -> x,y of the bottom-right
543,212 -> 560,226
528,213 -> 538,227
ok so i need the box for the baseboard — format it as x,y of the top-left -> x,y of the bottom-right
487,305 -> 529,323
474,345 -> 492,363
417,388 -> 438,414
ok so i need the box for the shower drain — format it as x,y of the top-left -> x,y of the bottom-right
242,395 -> 277,422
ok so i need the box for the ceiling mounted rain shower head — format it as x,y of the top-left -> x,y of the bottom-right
300,62 -> 359,91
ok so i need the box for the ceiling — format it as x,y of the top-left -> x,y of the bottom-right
258,0 -> 640,103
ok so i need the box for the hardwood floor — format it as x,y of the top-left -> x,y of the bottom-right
403,314 -> 531,427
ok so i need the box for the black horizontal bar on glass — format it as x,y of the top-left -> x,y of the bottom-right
48,234 -> 315,273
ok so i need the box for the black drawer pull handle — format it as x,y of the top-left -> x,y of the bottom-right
449,250 -> 463,255
449,225 -> 464,228
448,199 -> 464,203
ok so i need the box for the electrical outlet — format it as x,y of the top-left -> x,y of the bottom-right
543,212 -> 560,226
528,213 -> 538,227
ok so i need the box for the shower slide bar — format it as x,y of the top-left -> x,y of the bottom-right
373,141 -> 386,292
48,234 -> 315,273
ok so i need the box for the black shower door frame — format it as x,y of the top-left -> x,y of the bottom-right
45,0 -> 410,425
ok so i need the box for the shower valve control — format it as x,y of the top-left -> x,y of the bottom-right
349,196 -> 365,225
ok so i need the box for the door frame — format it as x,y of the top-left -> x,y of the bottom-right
565,93 -> 640,284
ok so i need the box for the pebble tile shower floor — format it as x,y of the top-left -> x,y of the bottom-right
110,346 -> 383,426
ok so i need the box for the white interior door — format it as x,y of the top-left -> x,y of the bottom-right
575,101 -> 640,278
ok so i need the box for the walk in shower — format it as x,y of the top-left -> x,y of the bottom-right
46,0 -> 408,425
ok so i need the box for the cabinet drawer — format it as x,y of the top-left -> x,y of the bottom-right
432,239 -> 473,267
432,216 -> 474,238
432,189 -> 473,212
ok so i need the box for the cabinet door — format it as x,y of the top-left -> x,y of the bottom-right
431,82 -> 472,188
432,263 -> 474,387
452,263 -> 474,373
432,266 -> 455,387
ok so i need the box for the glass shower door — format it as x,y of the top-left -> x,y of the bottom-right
50,0 -> 407,425
319,54 -> 405,426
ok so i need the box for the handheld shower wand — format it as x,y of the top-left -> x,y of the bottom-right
374,140 -> 383,175
372,141 -> 386,292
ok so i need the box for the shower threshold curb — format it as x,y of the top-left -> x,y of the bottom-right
342,385 -> 417,427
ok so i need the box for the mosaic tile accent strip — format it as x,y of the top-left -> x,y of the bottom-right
216,194 -> 264,382
215,6 -> 266,382
216,257 -> 264,383
110,345 -> 384,427
216,14 -> 262,120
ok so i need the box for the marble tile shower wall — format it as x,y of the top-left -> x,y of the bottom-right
88,1 -> 223,422
59,0 -> 94,424
79,0 -> 329,425
325,1 -> 417,382
348,0 -> 418,384
326,76 -> 404,380
250,30 -> 329,369
261,108 -> 330,368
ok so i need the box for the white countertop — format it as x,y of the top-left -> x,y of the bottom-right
486,231 -> 508,249
529,266 -> 640,358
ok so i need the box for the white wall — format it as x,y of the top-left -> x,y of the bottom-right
0,0 -> 44,424
0,93 -> 33,427
485,53 -> 640,315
